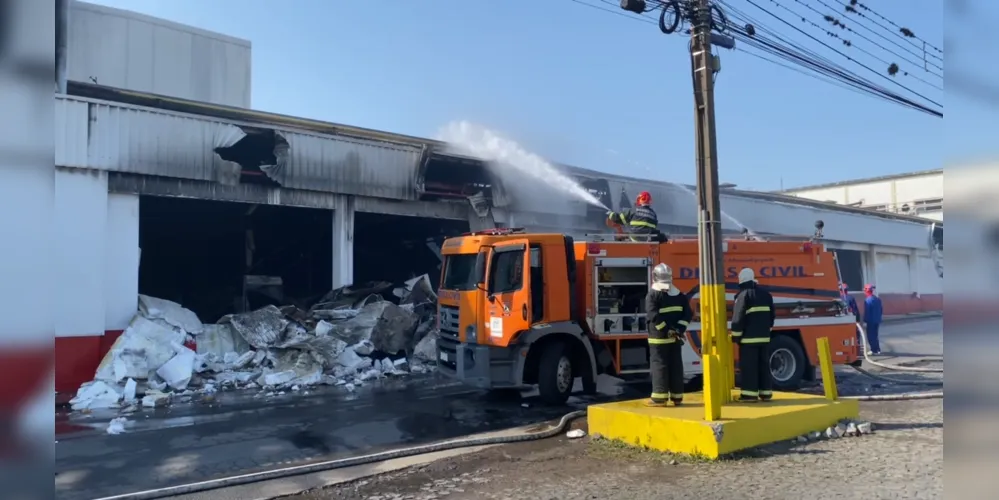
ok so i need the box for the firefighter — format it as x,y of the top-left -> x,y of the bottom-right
644,263 -> 693,407
731,268 -> 776,402
607,191 -> 659,241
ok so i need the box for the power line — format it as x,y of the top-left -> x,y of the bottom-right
813,0 -> 944,69
721,20 -> 941,116
799,0 -> 944,75
570,0 -> 657,24
761,0 -> 943,91
836,0 -> 944,56
567,0 -> 942,116
716,1 -> 942,115
739,0 -> 942,108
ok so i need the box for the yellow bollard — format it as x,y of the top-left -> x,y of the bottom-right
817,337 -> 838,401
702,353 -> 722,421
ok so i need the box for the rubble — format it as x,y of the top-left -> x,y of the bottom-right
106,417 -> 128,435
67,275 -> 442,411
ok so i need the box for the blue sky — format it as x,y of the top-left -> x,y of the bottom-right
87,0 -> 959,191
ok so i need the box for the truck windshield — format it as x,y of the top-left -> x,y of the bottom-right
441,254 -> 479,291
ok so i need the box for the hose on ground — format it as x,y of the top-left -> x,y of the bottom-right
841,391 -> 943,401
850,364 -> 943,386
856,322 -> 943,373
93,410 -> 588,500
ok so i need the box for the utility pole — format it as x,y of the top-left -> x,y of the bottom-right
620,0 -> 735,420
689,0 -> 732,420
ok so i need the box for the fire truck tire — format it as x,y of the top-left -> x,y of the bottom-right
769,335 -> 807,390
537,341 -> 573,405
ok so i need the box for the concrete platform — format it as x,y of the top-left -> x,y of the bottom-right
587,390 -> 859,459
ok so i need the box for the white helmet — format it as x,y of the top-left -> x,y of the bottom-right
738,267 -> 758,285
653,263 -> 673,283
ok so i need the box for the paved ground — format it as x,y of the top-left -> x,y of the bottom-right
54,374 -> 643,499
294,398 -> 942,500
53,315 -> 941,499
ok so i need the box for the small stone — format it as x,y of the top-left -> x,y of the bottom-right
669,459 -> 677,465
591,433 -> 604,440
809,431 -> 822,440
845,422 -> 858,436
825,426 -> 843,439
566,429 -> 586,439
795,435 -> 808,443
857,422 -> 873,434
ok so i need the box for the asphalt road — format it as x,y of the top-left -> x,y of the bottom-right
54,373 -> 642,499
53,315 -> 940,500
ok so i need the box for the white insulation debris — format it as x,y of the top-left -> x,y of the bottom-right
68,275 -> 441,411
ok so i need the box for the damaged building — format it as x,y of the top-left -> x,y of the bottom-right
37,1 -> 943,404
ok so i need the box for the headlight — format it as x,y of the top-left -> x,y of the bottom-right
465,324 -> 477,344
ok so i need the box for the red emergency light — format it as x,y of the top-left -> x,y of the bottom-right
802,242 -> 814,252
587,243 -> 601,255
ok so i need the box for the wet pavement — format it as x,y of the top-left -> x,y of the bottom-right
53,316 -> 940,500
54,373 -> 642,500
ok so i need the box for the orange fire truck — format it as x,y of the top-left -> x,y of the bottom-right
435,226 -> 861,404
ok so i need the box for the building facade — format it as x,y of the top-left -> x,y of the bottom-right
782,169 -> 943,221
28,2 -> 943,397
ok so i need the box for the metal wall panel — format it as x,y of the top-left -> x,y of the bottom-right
54,97 -> 89,168
67,1 -> 251,108
274,132 -> 423,201
83,97 -> 246,182
56,95 -> 425,200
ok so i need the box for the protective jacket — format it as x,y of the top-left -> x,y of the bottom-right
645,284 -> 692,342
608,205 -> 659,235
730,282 -> 775,344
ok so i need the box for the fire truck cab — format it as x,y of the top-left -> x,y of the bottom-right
435,227 -> 859,404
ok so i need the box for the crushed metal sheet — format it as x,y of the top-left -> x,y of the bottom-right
226,305 -> 289,348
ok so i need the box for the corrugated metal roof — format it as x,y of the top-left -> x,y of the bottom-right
56,93 -> 424,199
59,82 -> 941,227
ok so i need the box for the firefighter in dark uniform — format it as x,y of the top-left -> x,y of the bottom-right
644,263 -> 693,407
607,191 -> 658,242
731,268 -> 776,402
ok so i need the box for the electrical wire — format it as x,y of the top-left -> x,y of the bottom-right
571,0 -> 657,24
765,0 -> 944,90
744,0 -> 943,105
568,0 -> 942,116
716,3 -> 942,116
812,0 -> 944,70
794,0 -> 944,77
835,0 -> 944,56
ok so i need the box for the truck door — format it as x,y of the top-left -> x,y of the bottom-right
485,239 -> 532,343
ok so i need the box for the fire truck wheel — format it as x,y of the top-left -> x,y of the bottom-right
537,342 -> 573,405
769,335 -> 807,390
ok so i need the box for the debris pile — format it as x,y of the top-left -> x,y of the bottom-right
69,275 -> 442,412
792,418 -> 875,443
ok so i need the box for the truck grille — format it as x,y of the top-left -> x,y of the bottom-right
438,305 -> 460,342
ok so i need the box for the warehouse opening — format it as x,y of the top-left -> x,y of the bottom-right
138,196 -> 333,323
353,212 -> 469,290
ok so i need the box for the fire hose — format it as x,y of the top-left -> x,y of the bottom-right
95,325 -> 942,499
94,410 -> 588,500
849,322 -> 944,388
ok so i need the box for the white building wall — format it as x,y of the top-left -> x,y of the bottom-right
105,193 -> 140,331
54,168 -> 108,337
67,0 -> 252,108
873,251 -> 911,294
786,172 -> 943,221
917,255 -> 943,295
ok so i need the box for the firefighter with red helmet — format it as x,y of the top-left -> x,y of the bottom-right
607,191 -> 659,241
